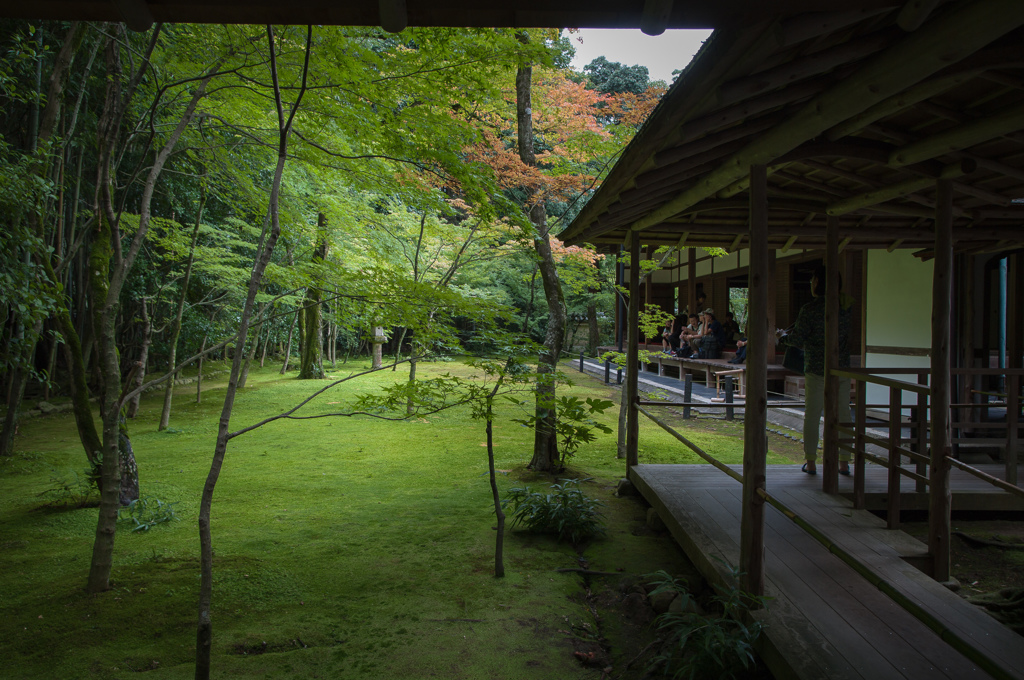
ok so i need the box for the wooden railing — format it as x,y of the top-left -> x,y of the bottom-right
832,367 -> 1023,529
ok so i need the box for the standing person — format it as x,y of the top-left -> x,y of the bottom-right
788,265 -> 855,475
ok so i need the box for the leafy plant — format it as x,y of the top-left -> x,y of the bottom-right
645,564 -> 769,680
38,469 -> 98,508
502,478 -> 605,544
118,497 -> 179,532
511,395 -> 613,469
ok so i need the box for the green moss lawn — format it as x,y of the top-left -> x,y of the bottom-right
0,359 -> 802,679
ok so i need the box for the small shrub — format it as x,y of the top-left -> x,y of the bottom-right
118,496 -> 179,532
645,564 -> 769,680
502,478 -> 605,544
38,469 -> 97,508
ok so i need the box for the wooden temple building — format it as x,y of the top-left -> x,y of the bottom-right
557,2 -> 1024,678
10,0 -> 1024,677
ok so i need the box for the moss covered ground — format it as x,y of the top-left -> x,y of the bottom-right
0,359 -> 803,679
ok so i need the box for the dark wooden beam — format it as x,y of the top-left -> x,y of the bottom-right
827,160 -> 975,214
897,0 -> 941,31
890,101 -> 1024,167
715,31 -> 893,109
640,0 -> 673,36
378,0 -> 408,32
114,0 -> 153,30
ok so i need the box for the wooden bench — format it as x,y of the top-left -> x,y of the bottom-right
649,353 -> 792,388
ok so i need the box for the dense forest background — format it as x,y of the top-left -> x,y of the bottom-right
0,17 -> 668,593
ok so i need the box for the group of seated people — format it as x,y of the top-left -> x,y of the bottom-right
659,308 -> 742,361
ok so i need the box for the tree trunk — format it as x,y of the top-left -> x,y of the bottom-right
160,188 -> 205,430
238,303 -> 266,388
196,333 -> 206,404
392,327 -> 407,371
298,214 -> 328,379
372,325 -> 384,369
587,295 -> 600,356
522,263 -> 537,335
280,310 -> 298,374
487,417 -> 505,577
126,298 -> 151,418
516,54 -> 566,472
89,23 -> 210,593
195,27 -> 310,678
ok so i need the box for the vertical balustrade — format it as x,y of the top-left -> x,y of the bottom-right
888,385 -> 903,530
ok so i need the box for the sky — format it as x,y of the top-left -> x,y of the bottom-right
568,28 -> 713,86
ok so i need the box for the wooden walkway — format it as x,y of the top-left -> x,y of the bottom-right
631,464 -> 1024,680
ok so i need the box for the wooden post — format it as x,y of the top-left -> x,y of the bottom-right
823,214 -> 840,493
888,386 -> 903,530
916,372 -> 928,493
765,251 -> 777,366
688,248 -> 696,315
1008,373 -> 1019,486
625,231 -> 641,470
741,164 -> 768,598
854,380 -> 867,509
929,178 -> 953,582
1008,255 -> 1021,484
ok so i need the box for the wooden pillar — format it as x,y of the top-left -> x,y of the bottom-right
1009,254 -> 1022,370
625,231 -> 641,469
688,248 -> 697,315
741,165 -> 768,598
765,253 -> 777,366
823,215 -> 840,493
929,179 -> 953,582
1007,254 -> 1021,485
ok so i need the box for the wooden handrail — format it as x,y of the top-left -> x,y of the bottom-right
946,457 -> 1024,500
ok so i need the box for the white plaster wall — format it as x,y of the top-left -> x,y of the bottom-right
864,250 -> 934,409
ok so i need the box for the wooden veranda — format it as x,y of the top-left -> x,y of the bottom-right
559,3 -> 1024,678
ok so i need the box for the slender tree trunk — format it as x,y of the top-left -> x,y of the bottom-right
280,310 -> 297,374
126,298 -> 151,418
392,327 -> 407,371
238,303 -> 266,388
43,322 -> 59,401
587,295 -> 600,356
487,416 -> 505,577
195,27 -> 310,679
406,351 -> 418,415
259,322 -> 269,368
160,188 -> 205,430
89,23 -> 212,593
372,325 -> 384,369
298,214 -> 327,379
196,333 -> 207,404
522,264 -> 537,335
516,54 -> 565,471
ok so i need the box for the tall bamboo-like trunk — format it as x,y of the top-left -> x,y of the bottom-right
515,53 -> 566,472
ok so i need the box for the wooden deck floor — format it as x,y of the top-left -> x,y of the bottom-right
630,464 -> 1024,680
